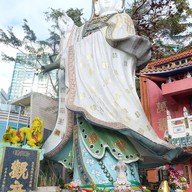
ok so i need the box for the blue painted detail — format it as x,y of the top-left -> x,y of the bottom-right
51,138 -> 73,161
74,127 -> 91,184
73,159 -> 82,185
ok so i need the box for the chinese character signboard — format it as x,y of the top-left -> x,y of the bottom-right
0,147 -> 40,192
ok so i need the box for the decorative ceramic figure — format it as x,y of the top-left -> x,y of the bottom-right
114,155 -> 132,192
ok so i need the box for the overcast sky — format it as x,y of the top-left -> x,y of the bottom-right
0,0 -> 192,93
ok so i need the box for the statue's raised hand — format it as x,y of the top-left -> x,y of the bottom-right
58,12 -> 74,34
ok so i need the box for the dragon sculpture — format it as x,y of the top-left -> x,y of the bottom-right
1,116 -> 44,148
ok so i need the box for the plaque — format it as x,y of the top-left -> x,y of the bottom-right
0,147 -> 40,192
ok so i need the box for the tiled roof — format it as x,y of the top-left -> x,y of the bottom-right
148,49 -> 192,67
140,60 -> 192,75
139,50 -> 192,75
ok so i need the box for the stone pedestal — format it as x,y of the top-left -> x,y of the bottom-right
37,186 -> 61,192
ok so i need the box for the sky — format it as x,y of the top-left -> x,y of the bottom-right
0,0 -> 192,94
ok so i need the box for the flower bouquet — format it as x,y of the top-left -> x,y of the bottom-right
168,167 -> 189,190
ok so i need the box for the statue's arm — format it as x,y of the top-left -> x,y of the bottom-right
41,54 -> 61,73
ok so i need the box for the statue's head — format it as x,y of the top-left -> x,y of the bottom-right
31,116 -> 44,133
92,0 -> 125,17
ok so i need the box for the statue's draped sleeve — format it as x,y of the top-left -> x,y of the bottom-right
105,13 -> 151,70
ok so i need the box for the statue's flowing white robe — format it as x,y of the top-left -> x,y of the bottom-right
43,14 -> 190,167
68,30 -> 160,141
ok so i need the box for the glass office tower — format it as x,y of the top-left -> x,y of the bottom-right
8,53 -> 57,101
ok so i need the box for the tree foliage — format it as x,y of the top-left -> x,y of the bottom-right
126,0 -> 192,59
23,19 -> 37,42
43,8 -> 84,55
44,8 -> 83,28
0,19 -> 48,62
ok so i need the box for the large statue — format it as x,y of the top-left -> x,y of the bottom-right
42,0 -> 191,188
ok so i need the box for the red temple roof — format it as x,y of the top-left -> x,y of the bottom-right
140,50 -> 192,75
148,49 -> 192,67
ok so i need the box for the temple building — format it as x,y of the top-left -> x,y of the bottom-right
139,49 -> 192,190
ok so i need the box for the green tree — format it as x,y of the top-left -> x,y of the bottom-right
126,0 -> 192,59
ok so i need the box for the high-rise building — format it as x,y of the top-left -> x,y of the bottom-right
0,89 -> 8,104
8,53 -> 57,101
